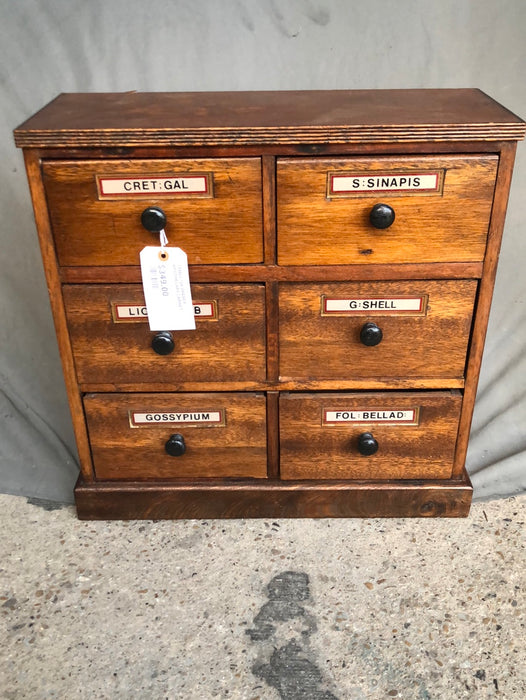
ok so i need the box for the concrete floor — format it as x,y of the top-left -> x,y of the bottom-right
0,493 -> 524,700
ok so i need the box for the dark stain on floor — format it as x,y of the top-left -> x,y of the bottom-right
247,570 -> 339,700
26,497 -> 66,511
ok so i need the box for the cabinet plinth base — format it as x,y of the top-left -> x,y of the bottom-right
75,471 -> 472,520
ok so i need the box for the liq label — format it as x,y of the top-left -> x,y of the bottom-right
111,301 -> 218,323
327,171 -> 444,197
321,295 -> 428,316
129,409 -> 225,427
96,173 -> 213,199
323,408 -> 420,426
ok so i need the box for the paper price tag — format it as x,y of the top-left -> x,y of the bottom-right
139,246 -> 196,331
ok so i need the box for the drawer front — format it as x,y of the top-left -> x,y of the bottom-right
84,392 -> 267,480
43,158 -> 263,265
63,284 -> 266,386
279,280 -> 476,381
277,155 -> 497,265
280,392 -> 462,480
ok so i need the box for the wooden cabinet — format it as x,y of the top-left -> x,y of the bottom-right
15,90 -> 525,518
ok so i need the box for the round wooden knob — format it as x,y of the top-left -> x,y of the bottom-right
369,203 -> 395,229
165,433 -> 186,457
358,432 -> 378,456
360,322 -> 383,346
141,206 -> 167,232
151,331 -> 174,355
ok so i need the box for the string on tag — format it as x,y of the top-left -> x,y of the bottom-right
159,228 -> 169,260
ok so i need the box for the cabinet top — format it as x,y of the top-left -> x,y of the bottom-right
14,89 -> 525,148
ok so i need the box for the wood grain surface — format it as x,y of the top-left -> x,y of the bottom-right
74,472 -> 473,519
63,283 -> 266,386
452,142 -> 519,477
22,151 -> 95,481
43,158 -> 263,265
277,155 -> 497,265
279,391 -> 462,480
14,90 -> 526,147
279,279 -> 477,381
59,261 -> 484,285
84,392 -> 267,480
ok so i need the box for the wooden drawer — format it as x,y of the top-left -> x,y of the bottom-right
42,158 -> 263,266
277,155 -> 497,265
280,391 -> 462,480
84,392 -> 267,480
279,280 -> 476,382
63,284 -> 266,387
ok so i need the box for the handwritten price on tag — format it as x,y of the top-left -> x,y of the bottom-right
140,247 -> 196,331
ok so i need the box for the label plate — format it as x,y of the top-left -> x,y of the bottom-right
327,170 -> 444,198
323,408 -> 420,426
96,173 -> 213,200
321,295 -> 428,317
111,300 -> 218,323
129,409 -> 225,427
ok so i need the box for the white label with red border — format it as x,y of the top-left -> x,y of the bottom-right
321,295 -> 427,316
129,409 -> 225,427
323,408 -> 419,426
112,301 -> 217,322
328,171 -> 442,197
97,173 -> 212,199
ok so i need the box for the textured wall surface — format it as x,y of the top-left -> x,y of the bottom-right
1,0 -> 525,502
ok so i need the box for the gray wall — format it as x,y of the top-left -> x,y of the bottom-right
1,0 -> 525,503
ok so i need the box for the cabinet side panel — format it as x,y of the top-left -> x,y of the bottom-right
453,142 -> 518,478
22,150 -> 94,480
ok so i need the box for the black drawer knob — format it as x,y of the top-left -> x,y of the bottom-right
357,432 -> 378,456
165,433 -> 186,457
360,322 -> 383,346
151,331 -> 175,355
369,203 -> 395,229
141,206 -> 167,233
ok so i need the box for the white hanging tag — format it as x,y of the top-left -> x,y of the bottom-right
140,246 -> 196,331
